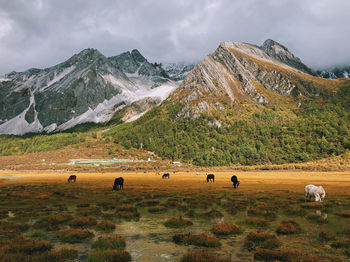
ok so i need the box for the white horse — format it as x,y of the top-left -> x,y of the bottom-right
305,184 -> 326,202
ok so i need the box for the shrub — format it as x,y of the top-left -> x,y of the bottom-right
253,248 -> 319,262
181,252 -> 230,262
243,231 -> 280,251
34,212 -> 72,230
163,200 -> 180,207
69,216 -> 97,228
201,209 -> 223,219
1,238 -> 53,254
77,206 -> 102,217
92,235 -> 126,250
57,228 -> 93,243
148,206 -> 167,213
246,217 -> 269,227
276,220 -> 302,235
96,220 -> 116,232
37,248 -> 78,262
173,233 -> 221,247
164,217 -> 193,228
115,210 -> 140,220
0,221 -> 29,237
212,223 -> 241,235
89,250 -> 131,262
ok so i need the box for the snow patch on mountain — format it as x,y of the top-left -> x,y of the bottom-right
45,66 -> 76,89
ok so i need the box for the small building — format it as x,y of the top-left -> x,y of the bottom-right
173,161 -> 181,166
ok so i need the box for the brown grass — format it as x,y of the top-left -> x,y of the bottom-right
96,220 -> 116,232
212,223 -> 241,235
244,231 -> 280,251
89,249 -> 132,262
91,235 -> 126,250
276,220 -> 302,235
164,216 -> 193,228
181,252 -> 230,262
57,228 -> 93,243
173,233 -> 221,247
69,216 -> 97,228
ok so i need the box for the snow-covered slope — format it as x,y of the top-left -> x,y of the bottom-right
0,48 -> 177,135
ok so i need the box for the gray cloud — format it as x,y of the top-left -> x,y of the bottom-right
0,0 -> 349,74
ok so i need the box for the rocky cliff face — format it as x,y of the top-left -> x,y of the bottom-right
0,48 -> 177,135
170,40 -> 337,120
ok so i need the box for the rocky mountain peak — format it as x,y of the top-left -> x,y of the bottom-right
262,39 -> 288,51
170,39 -> 334,120
130,49 -> 147,63
260,39 -> 314,75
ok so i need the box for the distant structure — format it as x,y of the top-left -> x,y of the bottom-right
173,161 -> 181,166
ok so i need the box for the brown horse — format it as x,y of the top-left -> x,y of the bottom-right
206,174 -> 215,182
113,177 -> 124,191
67,175 -> 76,183
162,173 -> 170,179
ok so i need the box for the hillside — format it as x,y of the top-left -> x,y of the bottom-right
105,40 -> 350,166
0,39 -> 349,167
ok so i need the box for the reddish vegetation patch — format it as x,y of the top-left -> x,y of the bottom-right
92,235 -> 126,250
173,233 -> 221,248
34,212 -> 73,230
254,248 -> 319,262
246,217 -> 269,227
96,220 -> 116,232
276,220 -> 302,235
89,249 -> 132,262
57,228 -> 93,243
212,223 -> 241,235
164,216 -> 193,228
244,231 -> 280,251
181,252 -> 230,262
69,216 -> 97,228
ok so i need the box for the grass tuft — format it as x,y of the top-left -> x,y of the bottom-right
164,216 -> 193,228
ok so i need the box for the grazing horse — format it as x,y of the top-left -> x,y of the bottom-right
67,175 -> 76,183
305,184 -> 326,202
113,177 -> 124,191
206,173 -> 215,182
231,175 -> 240,189
162,173 -> 170,179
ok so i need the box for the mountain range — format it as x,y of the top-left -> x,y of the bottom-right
0,38 -> 349,165
0,48 -> 193,135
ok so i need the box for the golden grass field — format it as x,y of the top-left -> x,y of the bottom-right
1,170 -> 350,261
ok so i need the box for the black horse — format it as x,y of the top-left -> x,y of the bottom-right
67,175 -> 76,183
206,174 -> 215,182
113,177 -> 124,191
162,173 -> 170,179
231,175 -> 240,188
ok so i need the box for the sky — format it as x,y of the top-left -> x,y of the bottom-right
0,0 -> 349,75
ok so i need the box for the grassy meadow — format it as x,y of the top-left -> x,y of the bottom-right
0,171 -> 350,261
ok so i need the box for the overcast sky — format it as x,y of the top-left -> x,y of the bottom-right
0,0 -> 349,75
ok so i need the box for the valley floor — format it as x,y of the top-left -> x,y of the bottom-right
0,171 -> 350,261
